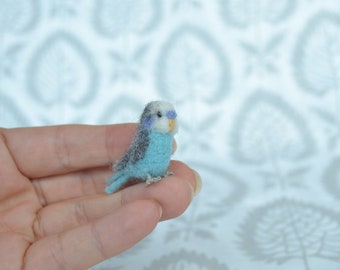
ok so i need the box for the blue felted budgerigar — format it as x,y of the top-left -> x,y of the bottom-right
105,101 -> 178,194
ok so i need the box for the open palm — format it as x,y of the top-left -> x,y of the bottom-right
0,124 -> 198,270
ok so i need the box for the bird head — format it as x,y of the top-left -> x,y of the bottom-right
140,101 -> 178,134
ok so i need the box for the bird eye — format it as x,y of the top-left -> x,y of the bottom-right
156,111 -> 162,118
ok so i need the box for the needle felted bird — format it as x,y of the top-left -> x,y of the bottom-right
105,101 -> 178,194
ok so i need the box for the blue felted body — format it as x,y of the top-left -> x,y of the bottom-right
105,131 -> 173,194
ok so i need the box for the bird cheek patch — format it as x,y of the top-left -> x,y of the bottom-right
143,117 -> 154,129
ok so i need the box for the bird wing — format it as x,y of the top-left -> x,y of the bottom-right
114,128 -> 150,171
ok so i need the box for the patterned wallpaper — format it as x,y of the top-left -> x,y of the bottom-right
1,1 -> 340,270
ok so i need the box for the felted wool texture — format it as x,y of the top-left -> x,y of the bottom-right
131,131 -> 173,177
105,101 -> 177,194
105,131 -> 173,194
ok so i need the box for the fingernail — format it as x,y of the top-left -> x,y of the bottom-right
172,140 -> 177,154
158,204 -> 163,220
192,169 -> 202,196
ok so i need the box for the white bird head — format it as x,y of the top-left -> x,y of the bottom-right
140,101 -> 178,134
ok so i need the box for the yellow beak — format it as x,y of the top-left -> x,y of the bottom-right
169,119 -> 176,132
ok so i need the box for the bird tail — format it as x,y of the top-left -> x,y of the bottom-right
105,171 -> 129,194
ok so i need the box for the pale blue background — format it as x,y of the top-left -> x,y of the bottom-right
1,1 -> 340,270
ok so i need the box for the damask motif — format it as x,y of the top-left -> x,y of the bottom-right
241,33 -> 285,76
0,0 -> 39,33
91,235 -> 153,270
323,158 -> 340,201
220,0 -> 295,28
92,0 -> 161,37
2,1 -> 340,270
164,163 -> 246,242
231,90 -> 315,164
172,0 -> 202,12
48,0 -> 80,18
0,95 -> 28,128
26,31 -> 98,106
238,199 -> 340,270
110,44 -> 150,83
293,11 -> 340,95
230,91 -> 316,189
143,250 -> 229,270
177,108 -> 222,157
311,106 -> 340,149
156,24 -> 230,103
97,96 -> 143,124
187,162 -> 246,210
1,43 -> 25,79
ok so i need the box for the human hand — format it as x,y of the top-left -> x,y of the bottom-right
0,124 -> 201,270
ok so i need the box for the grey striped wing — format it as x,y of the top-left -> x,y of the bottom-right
114,128 -> 150,171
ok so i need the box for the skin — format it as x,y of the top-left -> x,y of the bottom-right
0,124 -> 199,270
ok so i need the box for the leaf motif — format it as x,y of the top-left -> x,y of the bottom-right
92,0 -> 161,37
310,106 -> 340,148
0,0 -> 39,33
163,163 -> 246,242
266,33 -> 285,51
132,44 -> 150,62
164,204 -> 220,242
194,229 -> 216,240
231,90 -> 315,164
185,111 -> 221,151
220,0 -> 295,28
195,211 -> 222,223
238,199 -> 340,268
109,51 -> 124,63
285,166 -> 309,187
27,31 -> 98,106
156,24 -> 231,103
293,11 -> 340,95
109,44 -> 149,82
200,111 -> 221,128
144,250 -> 229,270
0,95 -> 28,127
311,106 -> 337,126
240,33 -> 284,75
5,43 -> 25,56
190,162 -> 247,209
2,43 -> 25,78
49,0 -> 78,18
323,158 -> 340,202
257,163 -> 311,189
97,97 -> 143,124
172,0 -> 202,11
240,41 -> 259,54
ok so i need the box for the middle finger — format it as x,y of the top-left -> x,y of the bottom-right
33,161 -> 196,238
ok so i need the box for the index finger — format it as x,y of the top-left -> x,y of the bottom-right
3,124 -> 136,178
